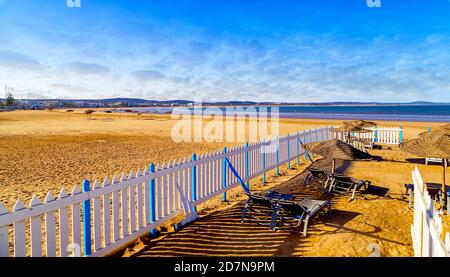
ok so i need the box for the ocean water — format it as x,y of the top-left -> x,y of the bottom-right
120,104 -> 450,123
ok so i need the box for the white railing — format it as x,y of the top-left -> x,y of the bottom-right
0,127 -> 333,257
333,126 -> 403,145
411,166 -> 450,257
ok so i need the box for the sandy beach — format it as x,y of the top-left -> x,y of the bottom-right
0,109 -> 448,257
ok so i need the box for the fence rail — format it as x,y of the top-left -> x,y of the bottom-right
333,126 -> 403,145
411,166 -> 450,257
0,127 -> 335,257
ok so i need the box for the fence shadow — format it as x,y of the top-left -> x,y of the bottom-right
133,152 -> 409,257
406,158 -> 427,165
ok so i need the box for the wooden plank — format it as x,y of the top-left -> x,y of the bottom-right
13,199 -> 27,257
29,196 -> 42,257
0,203 -> 9,257
71,186 -> 81,257
128,171 -> 136,234
92,181 -> 102,252
44,192 -> 56,257
162,163 -> 169,216
167,162 -> 173,214
112,176 -> 120,242
58,189 -> 69,257
136,170 -> 144,230
120,174 -> 128,238
175,160 -> 182,210
208,153 -> 213,196
102,178 -> 111,247
155,164 -> 162,219
184,159 -> 190,202
144,171 -> 150,226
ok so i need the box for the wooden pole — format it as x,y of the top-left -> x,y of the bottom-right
332,159 -> 336,175
443,161 -> 447,207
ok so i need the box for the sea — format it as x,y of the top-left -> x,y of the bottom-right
118,104 -> 450,123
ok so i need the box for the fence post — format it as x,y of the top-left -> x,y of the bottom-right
315,128 -> 319,142
262,141 -> 266,184
428,127 -> 431,133
245,143 -> 250,189
222,148 -> 227,201
374,126 -> 379,143
192,153 -> 197,203
296,132 -> 300,165
276,137 -> 280,176
149,163 -> 157,236
303,130 -> 308,160
399,126 -> 403,144
287,134 -> 291,169
82,179 -> 91,256
309,129 -> 313,143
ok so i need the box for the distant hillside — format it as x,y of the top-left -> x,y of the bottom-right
3,97 -> 449,108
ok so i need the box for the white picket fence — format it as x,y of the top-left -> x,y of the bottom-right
411,166 -> 450,257
333,126 -> 403,145
0,127 -> 333,257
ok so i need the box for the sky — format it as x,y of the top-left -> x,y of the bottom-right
0,0 -> 450,102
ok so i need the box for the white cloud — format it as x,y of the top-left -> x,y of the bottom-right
64,62 -> 110,76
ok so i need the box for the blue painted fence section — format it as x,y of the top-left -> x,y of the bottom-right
82,179 -> 91,256
149,163 -> 156,236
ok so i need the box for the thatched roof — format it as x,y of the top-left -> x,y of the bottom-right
399,131 -> 450,159
303,138 -> 373,161
343,120 -> 377,128
331,125 -> 372,133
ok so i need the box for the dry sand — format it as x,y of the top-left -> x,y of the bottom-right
0,109 -> 447,257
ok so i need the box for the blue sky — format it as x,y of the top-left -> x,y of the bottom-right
1,0 -> 450,102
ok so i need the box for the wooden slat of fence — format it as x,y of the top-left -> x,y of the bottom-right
0,203 -> 9,257
168,163 -> 174,214
102,178 -> 111,247
92,181 -> 102,252
58,189 -> 69,257
112,176 -> 120,242
71,186 -> 81,256
162,164 -> 169,215
13,200 -> 26,257
120,174 -> 129,238
175,160 -> 181,210
156,164 -> 162,220
136,172 -> 143,230
29,196 -> 42,257
129,172 -> 136,234
143,174 -> 150,226
44,192 -> 56,257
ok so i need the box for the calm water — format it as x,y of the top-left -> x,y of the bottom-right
120,105 -> 450,123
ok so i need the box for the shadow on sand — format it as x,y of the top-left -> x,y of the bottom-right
132,159 -> 402,257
